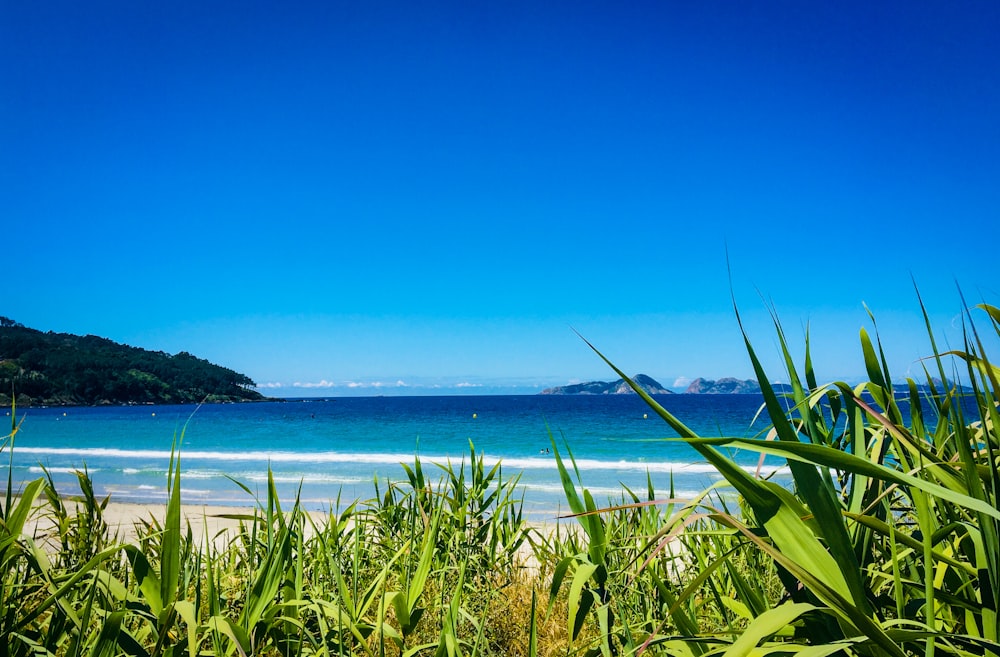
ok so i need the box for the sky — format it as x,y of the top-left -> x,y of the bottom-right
3,1 -> 999,396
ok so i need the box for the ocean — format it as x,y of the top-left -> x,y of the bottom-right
5,395 -> 788,521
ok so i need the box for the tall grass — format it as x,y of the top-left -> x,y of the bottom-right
2,297 -> 996,656
0,428 -> 549,656
548,300 -> 999,656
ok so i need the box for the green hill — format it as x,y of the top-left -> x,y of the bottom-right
0,317 -> 267,406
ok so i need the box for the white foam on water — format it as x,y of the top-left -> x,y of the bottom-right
182,470 -> 220,480
183,489 -> 211,496
16,446 -> 788,477
28,466 -> 95,474
520,481 -> 710,499
240,473 -> 368,485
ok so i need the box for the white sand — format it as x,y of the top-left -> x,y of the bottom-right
23,501 -> 325,551
21,499 -> 549,572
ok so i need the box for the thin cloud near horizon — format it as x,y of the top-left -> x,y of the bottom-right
257,379 -> 554,392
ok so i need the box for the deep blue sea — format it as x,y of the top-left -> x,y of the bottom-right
5,395 -> 789,520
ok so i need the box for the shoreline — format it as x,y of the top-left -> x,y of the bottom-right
21,499 -> 561,570
24,500 -> 292,549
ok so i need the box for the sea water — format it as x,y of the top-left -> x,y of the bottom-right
5,395 -> 787,520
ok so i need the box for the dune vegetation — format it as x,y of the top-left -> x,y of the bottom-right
1,300 -> 997,656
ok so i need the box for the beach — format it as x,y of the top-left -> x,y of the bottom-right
22,498 -> 550,574
24,500 -> 287,550
10,395 -> 776,522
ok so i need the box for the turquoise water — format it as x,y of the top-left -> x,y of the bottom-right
6,395 -> 786,520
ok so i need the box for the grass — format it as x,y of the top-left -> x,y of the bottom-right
1,296 -> 997,656
548,298 -> 999,656
2,431 -> 553,656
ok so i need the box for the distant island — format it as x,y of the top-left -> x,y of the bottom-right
0,317 -> 267,406
540,374 -> 673,395
684,377 -> 793,394
543,373 -> 971,397
683,377 -> 968,396
541,375 -> 796,395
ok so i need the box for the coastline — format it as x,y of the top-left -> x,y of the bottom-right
11,395 -> 770,521
24,500 -> 324,550
21,499 -> 552,569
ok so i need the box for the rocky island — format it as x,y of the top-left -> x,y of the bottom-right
684,377 -> 770,394
541,375 -> 800,395
0,317 -> 268,406
540,374 -> 672,395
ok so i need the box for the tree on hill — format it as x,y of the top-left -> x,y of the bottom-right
0,320 -> 266,406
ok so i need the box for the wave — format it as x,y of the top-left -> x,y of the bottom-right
15,446 -> 789,477
518,482 -> 711,499
28,466 -> 101,474
499,456 -> 789,477
185,470 -> 368,485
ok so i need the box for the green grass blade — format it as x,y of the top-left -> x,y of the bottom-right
682,436 -> 1000,521
722,602 -> 818,657
161,437 -> 183,608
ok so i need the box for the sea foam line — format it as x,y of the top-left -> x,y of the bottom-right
16,447 -> 789,477
29,466 -> 101,474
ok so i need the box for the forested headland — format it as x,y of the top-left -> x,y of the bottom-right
0,317 -> 267,406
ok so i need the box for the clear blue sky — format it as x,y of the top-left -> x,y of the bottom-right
3,1 -> 998,395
